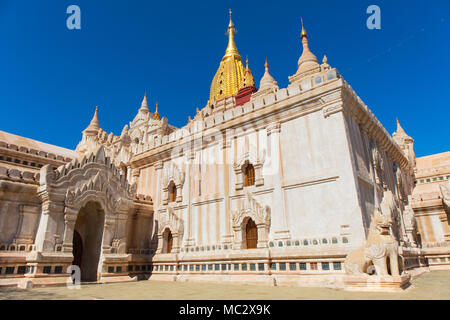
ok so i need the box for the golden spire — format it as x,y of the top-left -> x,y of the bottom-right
209,10 -> 246,102
243,56 -> 255,88
301,17 -> 307,38
224,9 -> 239,58
153,102 -> 161,120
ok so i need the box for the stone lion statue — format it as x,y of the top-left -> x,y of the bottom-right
344,208 -> 400,276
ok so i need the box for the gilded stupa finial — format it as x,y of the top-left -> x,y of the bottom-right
154,101 -> 161,120
242,55 -> 255,88
209,10 -> 245,101
225,9 -> 239,58
301,17 -> 307,38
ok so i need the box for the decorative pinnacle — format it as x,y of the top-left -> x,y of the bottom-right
301,17 -> 307,38
154,101 -> 161,120
86,106 -> 100,131
225,9 -> 239,57
396,117 -> 406,134
141,93 -> 148,107
92,106 -> 99,123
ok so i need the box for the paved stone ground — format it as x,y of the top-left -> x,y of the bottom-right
0,270 -> 449,300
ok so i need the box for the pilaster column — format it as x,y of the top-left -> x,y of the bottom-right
61,207 -> 78,253
221,138 -> 233,244
234,166 -> 244,190
154,161 -> 165,207
254,162 -> 264,186
184,151 -> 196,247
233,225 -> 244,249
110,212 -> 129,254
34,193 -> 65,252
162,187 -> 169,205
172,233 -> 180,253
256,224 -> 269,248
156,233 -> 164,254
267,123 -> 290,240
102,213 -> 116,253
175,184 -> 183,202
131,168 -> 140,184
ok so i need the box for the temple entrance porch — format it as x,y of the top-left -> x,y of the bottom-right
72,201 -> 105,282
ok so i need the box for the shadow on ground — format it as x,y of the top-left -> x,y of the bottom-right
1,270 -> 449,300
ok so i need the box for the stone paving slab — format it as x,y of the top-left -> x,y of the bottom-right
0,270 -> 449,300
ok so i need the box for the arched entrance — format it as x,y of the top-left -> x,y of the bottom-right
73,201 -> 105,282
246,218 -> 258,249
163,228 -> 173,253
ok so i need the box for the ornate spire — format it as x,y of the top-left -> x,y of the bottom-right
301,17 -> 307,38
293,18 -> 320,77
393,118 -> 415,166
396,118 -> 406,134
139,93 -> 149,113
243,56 -> 255,88
224,9 -> 239,58
154,102 -> 161,120
209,10 -> 246,102
393,118 -> 413,143
259,58 -> 278,91
85,106 -> 100,132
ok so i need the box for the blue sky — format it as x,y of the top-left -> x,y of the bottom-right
0,0 -> 449,157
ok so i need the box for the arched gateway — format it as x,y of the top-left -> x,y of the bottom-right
72,201 -> 105,281
27,146 -> 153,283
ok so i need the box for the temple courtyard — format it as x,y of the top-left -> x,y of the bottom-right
0,270 -> 449,300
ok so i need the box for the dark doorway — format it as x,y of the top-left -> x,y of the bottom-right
72,230 -> 83,268
164,228 -> 173,253
246,218 -> 258,249
73,201 -> 105,282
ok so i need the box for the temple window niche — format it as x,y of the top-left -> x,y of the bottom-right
161,162 -> 185,205
168,181 -> 177,203
243,161 -> 255,187
233,155 -> 264,190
